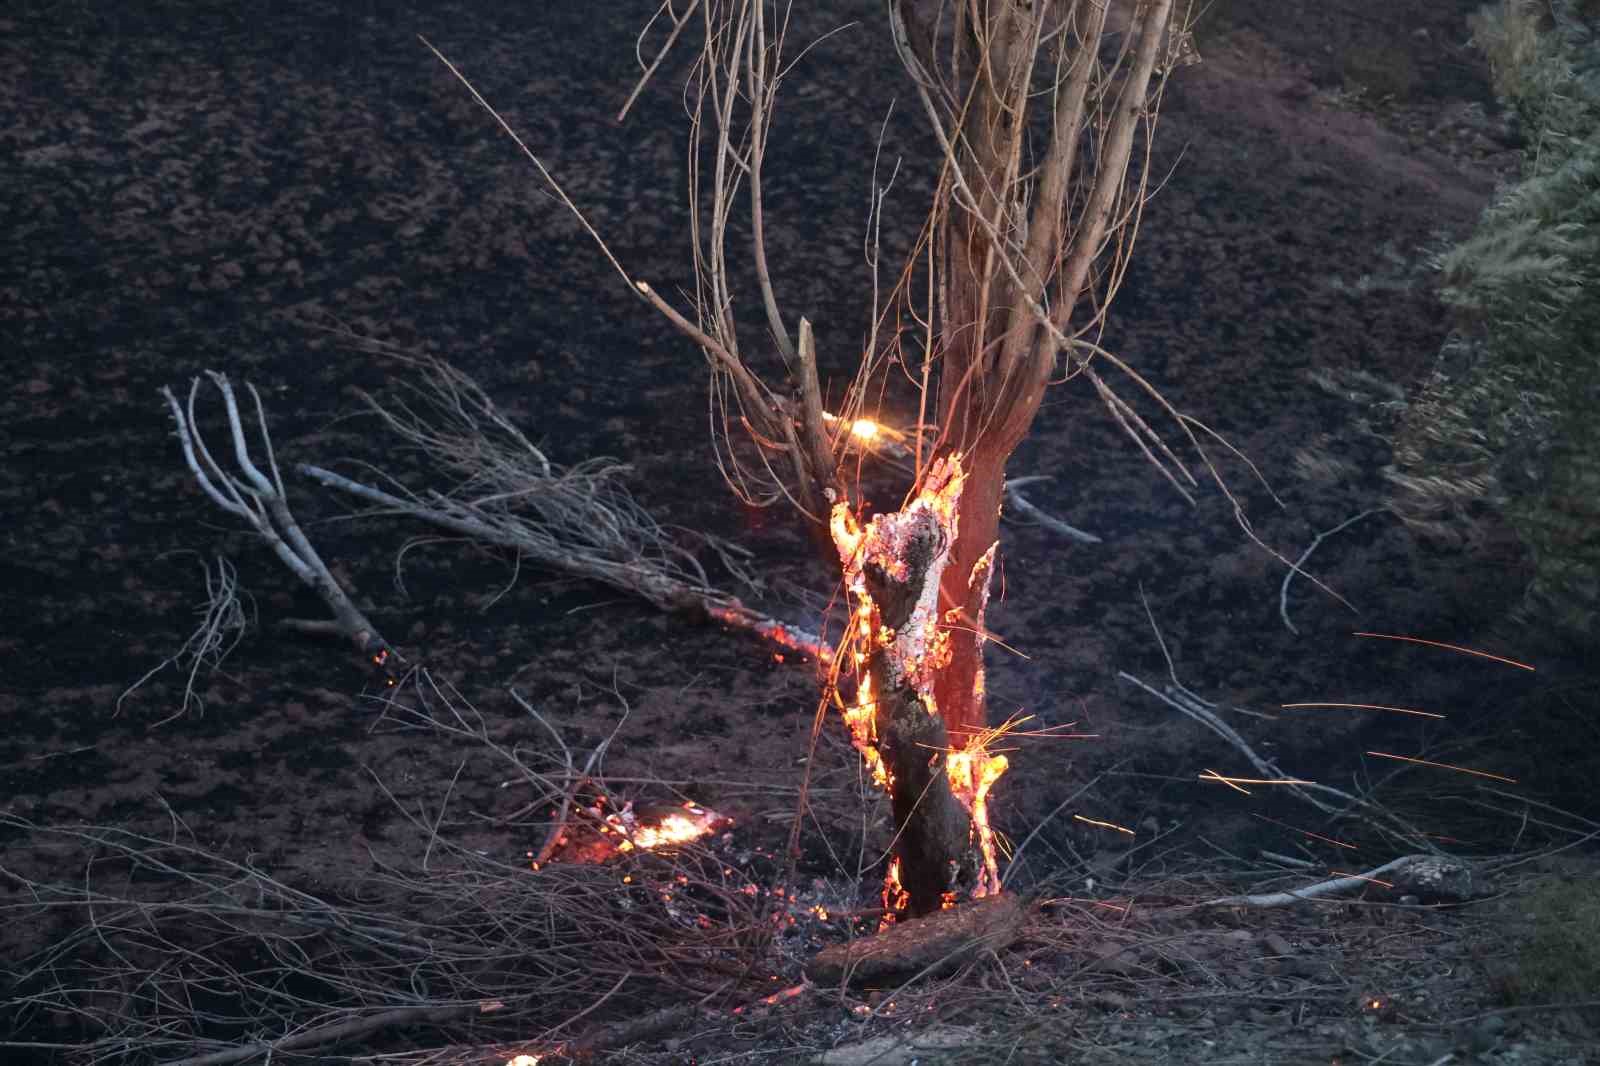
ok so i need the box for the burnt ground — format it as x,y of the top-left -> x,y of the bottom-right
3,1 -> 1599,1063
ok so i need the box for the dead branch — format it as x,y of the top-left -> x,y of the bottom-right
1003,476 -> 1102,544
1199,854 -> 1475,908
1280,508 -> 1383,634
287,352 -> 829,660
1121,587 -> 1435,851
116,552 -> 252,723
160,1001 -> 505,1066
161,372 -> 397,668
807,893 -> 1026,987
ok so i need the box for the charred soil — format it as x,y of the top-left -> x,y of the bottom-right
3,2 -> 1597,1063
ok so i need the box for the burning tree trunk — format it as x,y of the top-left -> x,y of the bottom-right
832,457 -> 1006,912
427,0 -> 1206,915
822,0 -> 1195,913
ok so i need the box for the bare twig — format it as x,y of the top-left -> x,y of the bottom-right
116,552 -> 252,723
1280,508 -> 1383,634
159,1001 -> 505,1066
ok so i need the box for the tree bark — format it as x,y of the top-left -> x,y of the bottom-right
860,510 -> 978,913
932,431 -> 1026,751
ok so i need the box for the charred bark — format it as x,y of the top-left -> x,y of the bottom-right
860,516 -> 978,913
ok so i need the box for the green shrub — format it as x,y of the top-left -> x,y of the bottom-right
1504,875 -> 1600,1006
1385,1 -> 1600,644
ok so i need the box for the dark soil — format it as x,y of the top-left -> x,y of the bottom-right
4,2 -> 1597,1063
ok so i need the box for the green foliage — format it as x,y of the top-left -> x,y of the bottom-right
1503,875 -> 1600,1006
1386,1 -> 1600,643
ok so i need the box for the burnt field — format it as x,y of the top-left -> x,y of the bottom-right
3,2 -> 1597,1063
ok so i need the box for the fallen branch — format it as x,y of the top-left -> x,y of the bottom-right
1004,476 -> 1102,544
161,1001 -> 506,1066
161,372 -> 397,668
299,463 -> 829,663
1200,853 -> 1475,908
806,894 -> 1026,987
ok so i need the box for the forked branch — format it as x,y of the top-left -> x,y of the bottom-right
161,372 -> 397,668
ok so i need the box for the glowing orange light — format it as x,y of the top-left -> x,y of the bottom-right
830,455 -> 1010,910
1364,751 -> 1518,783
1283,702 -> 1445,720
608,804 -> 725,852
1352,632 -> 1534,671
1250,813 -> 1357,850
1330,871 -> 1394,888
849,418 -> 881,442
1074,814 -> 1135,835
881,857 -> 910,925
1198,769 -> 1315,795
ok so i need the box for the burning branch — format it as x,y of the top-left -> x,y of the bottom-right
161,372 -> 397,669
297,353 -> 828,663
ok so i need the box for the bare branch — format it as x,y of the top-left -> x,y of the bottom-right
116,553 -> 252,723
162,374 -> 397,667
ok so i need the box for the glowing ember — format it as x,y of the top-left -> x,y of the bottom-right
848,418 -> 881,442
606,801 -> 726,852
820,410 -> 907,456
504,1055 -> 541,1066
706,602 -> 832,664
882,857 -> 910,919
1074,814 -> 1135,835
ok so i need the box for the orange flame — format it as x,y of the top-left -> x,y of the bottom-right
830,455 -> 1009,909
610,802 -> 725,852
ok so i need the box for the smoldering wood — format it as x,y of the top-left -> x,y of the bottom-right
860,508 -> 977,913
805,892 -> 1025,986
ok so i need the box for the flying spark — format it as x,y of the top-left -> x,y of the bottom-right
1199,769 -> 1315,795
1329,871 -> 1394,889
1074,814 -> 1135,835
1365,751 -> 1518,783
1282,702 -> 1445,720
1352,632 -> 1534,671
1250,812 -> 1357,850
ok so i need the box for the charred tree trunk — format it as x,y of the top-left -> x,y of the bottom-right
596,0 -> 1189,915
858,487 -> 978,913
832,459 -> 1006,915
